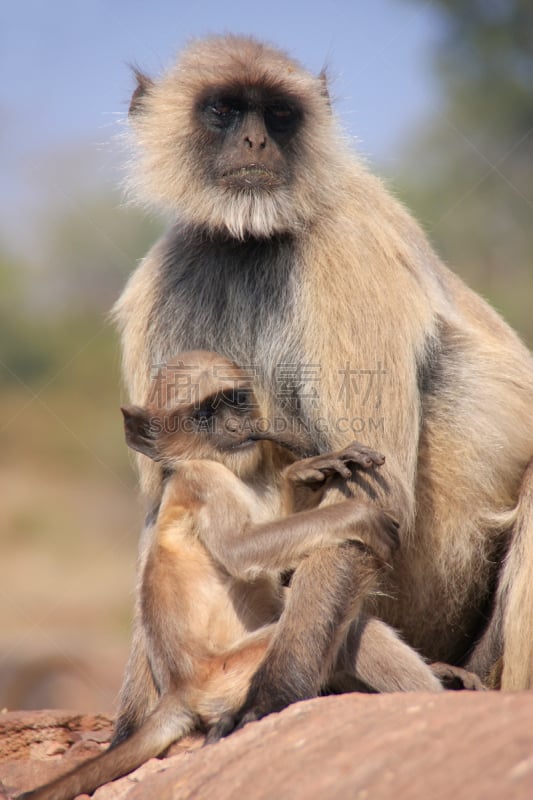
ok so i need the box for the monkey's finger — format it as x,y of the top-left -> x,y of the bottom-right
342,453 -> 374,469
362,448 -> 386,465
309,458 -> 353,479
323,459 -> 353,479
348,442 -> 385,458
342,446 -> 385,468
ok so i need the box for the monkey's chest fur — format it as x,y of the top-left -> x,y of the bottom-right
150,229 -> 303,388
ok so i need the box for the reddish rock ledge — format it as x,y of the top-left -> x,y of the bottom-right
1,692 -> 532,800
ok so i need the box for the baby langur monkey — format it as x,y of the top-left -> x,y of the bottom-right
18,351 -> 399,800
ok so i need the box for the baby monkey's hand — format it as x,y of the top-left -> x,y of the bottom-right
286,441 -> 385,484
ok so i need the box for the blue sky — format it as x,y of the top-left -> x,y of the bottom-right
1,0 -> 445,257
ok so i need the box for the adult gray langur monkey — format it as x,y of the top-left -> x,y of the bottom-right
112,34 -> 533,736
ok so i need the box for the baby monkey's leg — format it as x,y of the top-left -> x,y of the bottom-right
207,540 -> 388,740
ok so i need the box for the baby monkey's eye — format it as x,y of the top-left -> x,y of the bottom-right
193,404 -> 216,423
235,389 -> 250,406
226,388 -> 251,409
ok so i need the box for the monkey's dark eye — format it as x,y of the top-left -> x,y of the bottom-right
192,403 -> 216,425
196,408 -> 214,419
264,104 -> 299,134
210,101 -> 233,116
227,388 -> 251,409
204,98 -> 242,128
269,105 -> 291,117
235,390 -> 249,406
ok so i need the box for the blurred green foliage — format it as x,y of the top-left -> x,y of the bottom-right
0,191 -> 162,387
398,0 -> 533,345
0,194 -> 162,482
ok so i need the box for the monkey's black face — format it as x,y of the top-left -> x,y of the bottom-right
128,39 -> 336,237
196,87 -> 302,191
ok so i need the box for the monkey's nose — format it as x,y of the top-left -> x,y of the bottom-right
244,135 -> 267,149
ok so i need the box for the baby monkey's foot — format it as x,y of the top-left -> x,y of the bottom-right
205,686 -> 292,745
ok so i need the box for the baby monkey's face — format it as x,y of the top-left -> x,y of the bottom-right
158,382 -> 262,462
122,381 -> 264,467
122,351 -> 277,471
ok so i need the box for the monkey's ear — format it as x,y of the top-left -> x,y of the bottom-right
318,68 -> 331,108
129,67 -> 154,116
121,405 -> 158,459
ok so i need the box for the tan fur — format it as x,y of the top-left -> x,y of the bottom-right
496,459 -> 533,689
20,353 -> 430,800
111,32 -> 533,731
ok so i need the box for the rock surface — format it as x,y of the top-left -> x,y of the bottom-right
1,692 -> 532,799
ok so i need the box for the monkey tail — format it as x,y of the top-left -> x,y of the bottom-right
500,458 -> 533,690
17,695 -> 194,800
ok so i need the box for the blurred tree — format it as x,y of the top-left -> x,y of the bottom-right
0,249 -> 51,383
398,0 -> 533,344
0,189 -> 162,385
33,191 -> 163,316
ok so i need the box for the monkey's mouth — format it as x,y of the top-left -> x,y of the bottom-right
221,436 -> 259,452
221,165 -> 281,188
230,438 -> 257,450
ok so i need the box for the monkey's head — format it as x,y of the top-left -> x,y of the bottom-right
127,35 -> 346,239
122,350 -> 269,476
